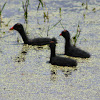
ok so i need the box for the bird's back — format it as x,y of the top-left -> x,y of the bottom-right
65,45 -> 90,58
29,37 -> 57,45
50,56 -> 77,66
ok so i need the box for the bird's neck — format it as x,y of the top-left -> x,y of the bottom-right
18,29 -> 29,44
65,38 -> 71,50
50,47 -> 56,57
50,46 -> 56,61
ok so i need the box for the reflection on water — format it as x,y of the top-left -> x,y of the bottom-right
14,44 -> 29,62
14,44 -> 46,62
50,65 -> 77,81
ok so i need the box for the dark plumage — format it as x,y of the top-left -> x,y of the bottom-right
60,30 -> 90,58
49,41 -> 77,67
9,23 -> 57,45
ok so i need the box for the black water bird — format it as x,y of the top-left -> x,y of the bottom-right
49,41 -> 77,67
60,30 -> 90,58
10,23 -> 57,45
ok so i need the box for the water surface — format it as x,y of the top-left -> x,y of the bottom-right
0,0 -> 100,100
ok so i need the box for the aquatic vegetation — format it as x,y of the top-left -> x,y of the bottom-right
37,0 -> 49,23
59,7 -> 61,18
0,2 -> 6,26
82,0 -> 88,10
22,0 -> 30,23
0,2 -> 6,19
72,23 -> 81,46
47,20 -> 62,36
43,11 -> 49,22
92,8 -> 96,12
37,0 -> 45,11
85,0 -> 88,10
37,1 -> 65,37
82,0 -> 97,19
5,19 -> 11,26
37,0 -> 61,36
82,0 -> 89,19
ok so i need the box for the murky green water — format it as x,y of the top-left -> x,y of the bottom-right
0,0 -> 100,100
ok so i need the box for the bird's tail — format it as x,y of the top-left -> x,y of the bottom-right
51,37 -> 57,43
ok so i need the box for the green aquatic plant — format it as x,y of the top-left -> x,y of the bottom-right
82,0 -> 89,19
37,0 -> 50,36
0,2 -> 6,18
59,7 -> 65,30
82,0 -> 88,10
37,0 -> 44,11
59,7 -> 61,18
92,8 -> 96,12
47,20 -> 62,36
82,3 -> 85,6
37,1 -> 64,36
22,0 -> 30,23
43,11 -> 49,22
5,19 -> 11,26
0,2 -> 6,26
37,0 -> 49,22
60,21 -> 65,30
72,23 -> 81,46
85,0 -> 88,10
83,13 -> 86,19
